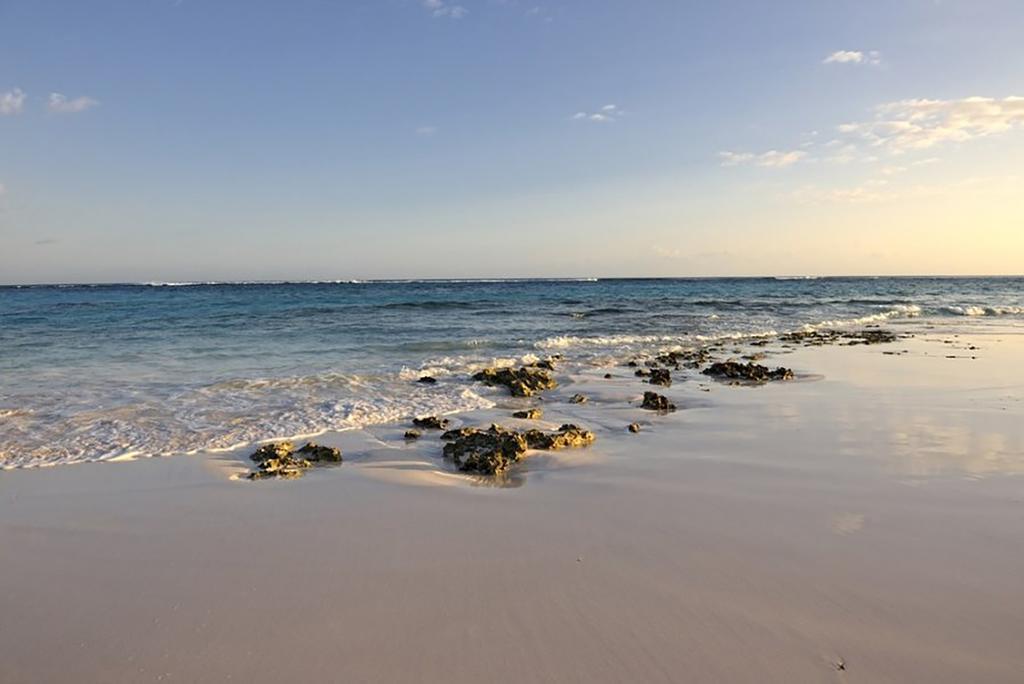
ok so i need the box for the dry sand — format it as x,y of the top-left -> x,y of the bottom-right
2,329 -> 1022,683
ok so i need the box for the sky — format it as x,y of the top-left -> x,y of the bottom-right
1,0 -> 1023,283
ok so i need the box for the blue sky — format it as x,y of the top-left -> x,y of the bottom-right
2,0 -> 1022,282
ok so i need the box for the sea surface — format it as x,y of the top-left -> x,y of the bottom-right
2,277 -> 1022,467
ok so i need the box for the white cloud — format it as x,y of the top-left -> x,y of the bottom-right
719,149 -> 806,168
839,96 -> 1024,153
1,88 -> 26,115
423,0 -> 466,18
824,50 -> 881,66
572,104 -> 623,123
48,93 -> 99,113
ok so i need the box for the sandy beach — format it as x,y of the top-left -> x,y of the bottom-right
2,328 -> 1021,683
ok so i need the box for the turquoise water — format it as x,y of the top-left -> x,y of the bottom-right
2,277 -> 1022,466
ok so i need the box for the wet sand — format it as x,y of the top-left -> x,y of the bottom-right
2,329 -> 1022,683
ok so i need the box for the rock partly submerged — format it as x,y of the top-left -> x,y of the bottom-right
640,391 -> 676,412
648,368 -> 672,387
512,408 -> 543,420
780,328 -> 900,346
247,441 -> 342,480
440,423 -> 595,475
472,366 -> 558,397
569,393 -> 588,404
702,361 -> 793,383
413,416 -> 450,430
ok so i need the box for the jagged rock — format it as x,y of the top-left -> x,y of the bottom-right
441,423 -> 596,475
417,376 -> 438,384
513,408 -> 543,420
628,423 -> 641,433
472,366 -> 558,397
442,425 -> 529,475
404,430 -> 421,440
648,368 -> 672,387
523,424 -> 596,450
296,442 -> 343,462
569,393 -> 588,404
640,391 -> 676,412
779,329 -> 900,347
702,361 -> 793,383
413,416 -> 450,430
247,440 -> 341,480
655,348 -> 710,369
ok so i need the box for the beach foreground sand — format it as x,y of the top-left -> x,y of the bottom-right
2,330 -> 1022,683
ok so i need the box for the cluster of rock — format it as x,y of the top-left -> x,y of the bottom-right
780,328 -> 900,346
248,441 -> 342,480
472,366 -> 558,397
641,391 -> 676,412
512,408 -> 543,420
440,423 -> 595,475
702,361 -> 794,383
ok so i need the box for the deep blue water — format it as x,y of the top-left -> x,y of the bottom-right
1,277 -> 1022,466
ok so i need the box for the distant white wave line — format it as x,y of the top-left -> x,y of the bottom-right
803,304 -> 922,331
139,277 -> 600,286
942,305 -> 1024,316
535,330 -> 777,350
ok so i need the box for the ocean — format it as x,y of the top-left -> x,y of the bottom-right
2,276 -> 1021,467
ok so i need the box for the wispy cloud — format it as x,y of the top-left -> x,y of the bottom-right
1,88 -> 26,115
571,103 -> 623,123
719,149 -> 806,168
823,50 -> 881,66
422,0 -> 466,18
415,125 -> 437,136
838,96 -> 1024,153
48,93 -> 99,113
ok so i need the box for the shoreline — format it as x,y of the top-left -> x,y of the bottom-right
2,328 -> 1022,682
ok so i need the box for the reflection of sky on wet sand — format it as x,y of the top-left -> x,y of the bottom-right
752,331 -> 1024,478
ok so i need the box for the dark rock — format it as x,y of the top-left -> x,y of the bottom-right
627,423 -> 641,433
648,368 -> 672,387
248,440 -> 341,480
779,329 -> 900,347
702,361 -> 793,383
296,442 -> 343,463
527,357 -> 557,370
634,368 -> 651,378
640,391 -> 676,412
441,423 -> 596,475
417,376 -> 438,384
512,408 -> 543,420
442,425 -> 529,475
404,430 -> 421,440
603,373 -> 613,379
413,416 -> 450,430
627,360 -> 639,367
472,366 -> 558,397
569,393 -> 588,404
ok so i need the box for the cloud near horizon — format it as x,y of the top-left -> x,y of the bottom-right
824,50 -> 881,66
719,149 -> 806,168
48,93 -> 99,113
838,96 -> 1024,153
1,88 -> 26,115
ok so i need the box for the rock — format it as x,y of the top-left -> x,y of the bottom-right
441,423 -> 596,475
702,361 -> 793,383
648,368 -> 672,387
640,391 -> 676,412
655,348 -> 710,369
404,430 -> 421,440
527,357 -> 558,370
417,376 -> 438,384
472,366 -> 558,397
627,360 -> 639,367
634,368 -> 651,378
779,329 -> 900,347
512,408 -> 543,420
413,416 -> 450,430
603,373 -> 613,379
296,442 -> 343,463
569,393 -> 588,404
442,425 -> 529,475
627,423 -> 641,433
523,424 -> 596,450
247,440 -> 342,479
